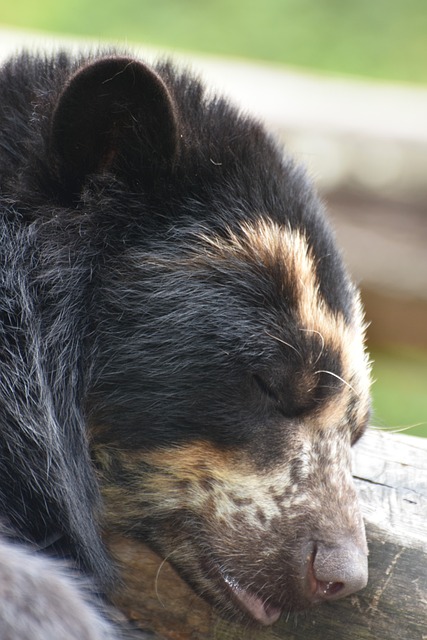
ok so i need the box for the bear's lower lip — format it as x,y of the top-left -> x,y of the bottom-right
220,571 -> 282,626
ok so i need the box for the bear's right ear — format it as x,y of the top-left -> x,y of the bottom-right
50,57 -> 179,194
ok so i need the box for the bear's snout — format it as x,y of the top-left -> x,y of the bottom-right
214,536 -> 369,625
96,435 -> 369,625
305,539 -> 368,603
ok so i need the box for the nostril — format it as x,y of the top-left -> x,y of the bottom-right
306,540 -> 368,603
316,580 -> 344,597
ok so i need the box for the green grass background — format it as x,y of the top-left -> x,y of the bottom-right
1,0 -> 426,434
1,0 -> 427,84
370,349 -> 427,437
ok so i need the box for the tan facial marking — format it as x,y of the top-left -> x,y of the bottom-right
95,394 -> 358,541
199,219 -> 371,425
97,441 -> 297,530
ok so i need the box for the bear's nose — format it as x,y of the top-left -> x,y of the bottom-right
307,540 -> 368,603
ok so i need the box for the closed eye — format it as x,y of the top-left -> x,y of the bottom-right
253,374 -> 279,403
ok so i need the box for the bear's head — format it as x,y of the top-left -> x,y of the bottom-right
49,56 -> 371,625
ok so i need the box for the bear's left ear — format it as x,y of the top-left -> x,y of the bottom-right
50,57 -> 179,194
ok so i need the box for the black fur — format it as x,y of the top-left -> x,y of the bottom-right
0,50 -> 370,633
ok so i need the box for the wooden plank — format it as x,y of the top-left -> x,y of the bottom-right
353,429 -> 427,550
106,430 -> 427,639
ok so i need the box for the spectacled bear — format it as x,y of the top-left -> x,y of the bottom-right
0,51 -> 371,636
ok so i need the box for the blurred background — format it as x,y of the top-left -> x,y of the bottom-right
0,0 -> 426,436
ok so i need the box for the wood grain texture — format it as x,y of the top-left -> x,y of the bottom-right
105,430 -> 427,639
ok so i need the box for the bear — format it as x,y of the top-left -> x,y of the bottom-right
0,50 -> 371,635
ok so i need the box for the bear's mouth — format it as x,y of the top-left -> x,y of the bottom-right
219,570 -> 283,626
195,542 -> 349,624
197,556 -> 283,626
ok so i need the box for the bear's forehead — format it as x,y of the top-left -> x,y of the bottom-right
102,218 -> 370,452
153,218 -> 370,414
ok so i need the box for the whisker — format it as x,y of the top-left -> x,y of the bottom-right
265,331 -> 302,359
300,328 -> 325,365
154,546 -> 183,607
315,369 -> 359,397
370,422 -> 426,435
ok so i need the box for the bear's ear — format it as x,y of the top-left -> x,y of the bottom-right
50,57 -> 179,194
